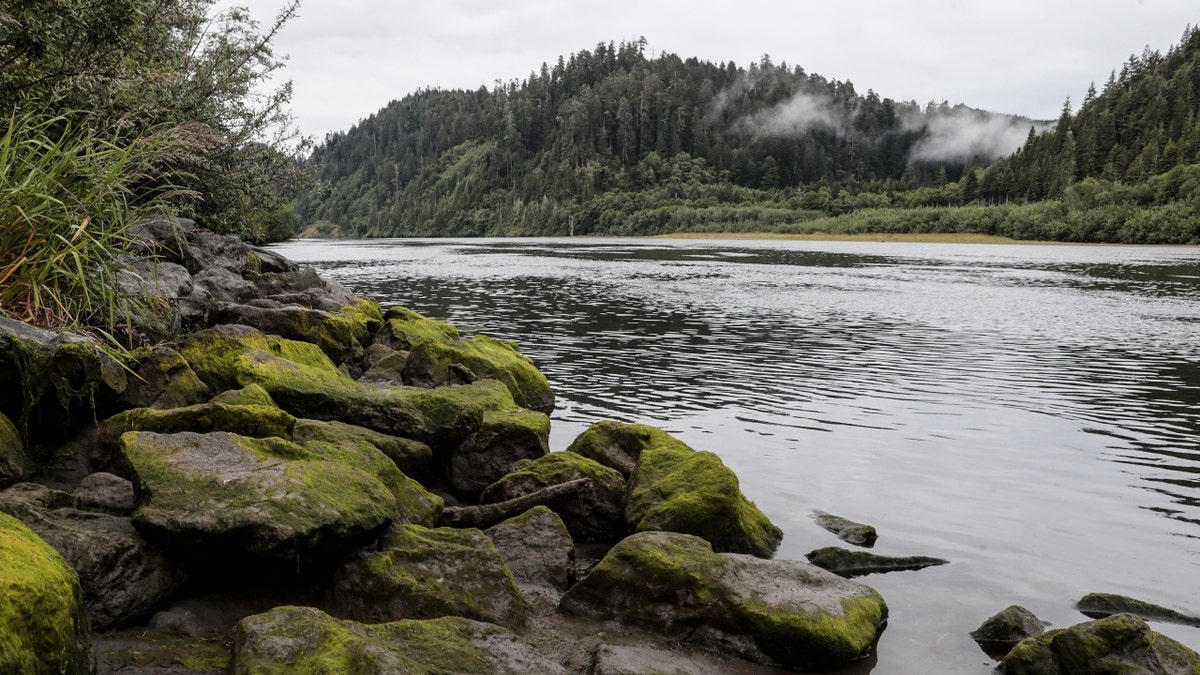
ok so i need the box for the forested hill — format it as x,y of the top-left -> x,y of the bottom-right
296,30 -> 1200,243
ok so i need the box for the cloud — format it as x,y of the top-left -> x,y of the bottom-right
749,90 -> 846,137
906,105 -> 1053,163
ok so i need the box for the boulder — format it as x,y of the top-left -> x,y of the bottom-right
1076,592 -> 1200,628
0,411 -> 32,488
480,452 -> 627,541
247,267 -> 359,312
209,383 -> 277,407
485,506 -> 575,602
233,606 -> 565,674
113,260 -> 194,342
128,216 -> 248,275
72,472 -> 136,514
971,605 -> 1046,659
0,483 -> 183,630
121,430 -> 394,559
448,408 -> 551,499
358,348 -> 409,385
0,511 -> 94,674
559,531 -> 887,671
806,547 -> 948,577
1001,613 -> 1200,674
212,297 -> 382,365
245,245 -> 298,274
192,266 -> 258,305
812,511 -> 878,547
335,524 -> 526,628
565,420 -> 680,478
624,431 -> 782,557
292,418 -> 433,484
116,346 -> 210,410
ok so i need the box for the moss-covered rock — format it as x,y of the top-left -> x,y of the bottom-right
1001,613 -> 1200,674
485,506 -> 575,603
1076,592 -> 1200,628
565,420 -> 685,478
209,383 -> 276,408
625,434 -> 782,557
177,324 -> 340,392
117,346 -> 210,411
812,511 -> 879,548
481,452 -> 627,541
376,306 -> 461,350
0,411 -> 32,488
335,524 -> 526,629
121,430 -> 395,559
358,348 -> 408,385
0,511 -> 94,674
806,547 -> 948,577
972,605 -> 1046,659
232,606 -> 564,674
213,297 -> 382,365
448,408 -> 551,499
292,418 -> 432,484
560,531 -> 887,671
293,420 -> 442,528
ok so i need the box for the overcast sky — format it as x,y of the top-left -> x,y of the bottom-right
231,0 -> 1198,140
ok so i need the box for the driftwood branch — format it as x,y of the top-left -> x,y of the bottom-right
439,478 -> 590,529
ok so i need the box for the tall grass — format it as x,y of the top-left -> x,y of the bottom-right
0,114 -> 166,338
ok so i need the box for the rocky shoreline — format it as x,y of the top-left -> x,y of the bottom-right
1,218 -> 1196,673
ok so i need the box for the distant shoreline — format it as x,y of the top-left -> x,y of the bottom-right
654,232 -> 1038,244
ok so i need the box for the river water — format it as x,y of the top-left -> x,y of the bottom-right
271,237 -> 1200,673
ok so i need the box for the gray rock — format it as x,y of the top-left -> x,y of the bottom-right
812,510 -> 878,547
116,346 -> 210,411
1001,613 -> 1200,674
248,268 -> 358,312
1076,592 -> 1200,628
806,546 -> 948,577
129,216 -> 248,275
0,482 -> 184,630
447,408 -> 551,500
115,260 -> 193,300
560,531 -> 888,671
591,644 -> 739,675
970,605 -> 1045,658
481,452 -> 627,541
486,506 -> 575,603
335,524 -> 527,629
291,419 -> 433,484
192,267 -> 259,305
148,607 -> 203,637
246,245 -> 298,274
73,472 -> 136,514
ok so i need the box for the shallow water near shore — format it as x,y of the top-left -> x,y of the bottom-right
272,236 -> 1200,674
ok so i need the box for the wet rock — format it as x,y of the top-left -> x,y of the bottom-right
1076,592 -> 1200,628
117,346 -> 210,410
806,546 -> 948,577
971,605 -> 1046,659
624,429 -> 782,557
560,531 -> 887,671
1000,613 -> 1200,674
292,418 -> 433,484
565,420 -> 678,478
0,410 -> 32,488
212,297 -> 382,365
0,483 -> 183,630
812,510 -> 878,547
72,472 -> 136,514
121,430 -> 394,559
335,524 -> 526,628
448,408 -> 551,499
481,452 -> 627,541
232,606 -> 565,674
485,506 -> 575,603
0,511 -> 94,674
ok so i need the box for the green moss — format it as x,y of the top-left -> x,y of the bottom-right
0,512 -> 92,674
112,402 -> 296,440
626,444 -> 783,557
1003,613 -> 1200,674
99,629 -> 230,672
0,411 -> 32,486
178,325 -> 338,392
209,383 -> 277,408
737,593 -> 888,670
566,420 -> 689,477
292,419 -> 433,484
380,306 -> 460,350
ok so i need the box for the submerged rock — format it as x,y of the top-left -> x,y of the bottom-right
232,606 -> 565,674
0,511 -> 94,674
335,524 -> 527,628
1076,592 -> 1200,628
481,451 -> 627,541
560,531 -> 887,671
485,506 -> 575,603
806,546 -> 948,577
970,605 -> 1046,659
1000,613 -> 1200,674
812,511 -> 878,548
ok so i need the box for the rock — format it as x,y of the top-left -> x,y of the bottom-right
1076,592 -> 1200,628
129,216 -> 248,275
113,260 -> 194,341
148,607 -> 204,637
292,418 -> 433,485
209,383 -> 277,407
0,482 -> 184,630
248,267 -> 359,312
117,346 -> 210,410
485,506 -> 575,602
971,605 -> 1046,659
812,511 -> 878,547
212,297 -> 382,365
121,430 -> 395,559
565,420 -> 679,478
335,524 -> 526,628
358,348 -> 409,385
377,306 -> 555,413
806,547 -> 948,577
232,606 -> 565,674
448,408 -> 551,499
0,511 -> 94,674
480,452 -> 627,541
560,531 -> 888,671
624,430 -> 782,557
293,420 -> 443,528
192,266 -> 258,305
590,644 -> 753,675
72,472 -> 136,514
245,245 -> 299,274
0,410 -> 32,488
1000,613 -> 1200,674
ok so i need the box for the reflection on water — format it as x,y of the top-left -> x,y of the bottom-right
272,237 -> 1200,673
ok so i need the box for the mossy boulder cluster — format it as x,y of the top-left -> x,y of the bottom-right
0,220 -> 898,673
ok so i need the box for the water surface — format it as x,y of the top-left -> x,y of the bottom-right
272,237 -> 1200,673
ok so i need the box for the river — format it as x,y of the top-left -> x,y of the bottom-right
270,237 -> 1200,673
